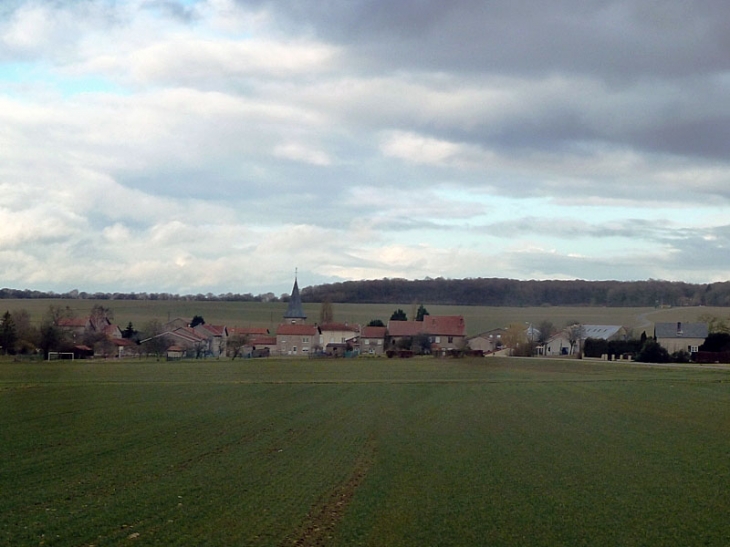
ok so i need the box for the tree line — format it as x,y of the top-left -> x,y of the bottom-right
3,277 -> 730,307
302,278 -> 730,307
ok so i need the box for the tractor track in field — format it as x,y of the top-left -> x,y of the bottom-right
283,436 -> 376,547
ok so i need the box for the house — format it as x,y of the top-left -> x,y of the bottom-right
194,323 -> 228,357
467,328 -> 506,353
655,322 -> 708,355
244,335 -> 278,357
110,337 -> 137,358
318,322 -> 358,350
165,317 -> 192,330
58,315 -> 125,357
387,315 -> 467,352
157,326 -> 211,358
360,326 -> 387,355
276,323 -> 319,356
57,317 -> 90,342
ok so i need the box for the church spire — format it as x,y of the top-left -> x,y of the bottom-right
283,271 -> 306,323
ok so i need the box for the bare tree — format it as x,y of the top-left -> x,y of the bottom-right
140,320 -> 167,361
319,298 -> 334,324
566,323 -> 585,357
227,333 -> 249,360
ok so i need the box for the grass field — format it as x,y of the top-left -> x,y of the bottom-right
2,357 -> 730,546
1,298 -> 729,335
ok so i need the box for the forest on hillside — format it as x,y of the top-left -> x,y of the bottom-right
300,278 -> 730,307
3,278 -> 730,307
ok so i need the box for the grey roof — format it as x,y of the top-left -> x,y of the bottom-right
654,322 -> 708,339
582,325 -> 624,340
283,277 -> 306,320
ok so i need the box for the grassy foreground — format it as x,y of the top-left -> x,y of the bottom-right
1,357 -> 729,546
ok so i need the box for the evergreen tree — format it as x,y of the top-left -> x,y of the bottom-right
190,315 -> 205,327
415,305 -> 430,321
122,322 -> 137,340
389,309 -> 407,321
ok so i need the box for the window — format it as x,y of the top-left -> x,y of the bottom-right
690,345 -> 698,353
377,339 -> 382,345
448,336 -> 454,344
302,337 -> 309,343
292,346 -> 297,353
435,336 -> 441,343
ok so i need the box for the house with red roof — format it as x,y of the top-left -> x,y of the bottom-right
387,315 -> 466,352
229,326 -> 270,338
194,323 -> 228,357
276,323 -> 319,356
360,325 -> 387,355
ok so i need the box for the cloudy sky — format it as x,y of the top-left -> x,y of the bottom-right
1,0 -> 729,296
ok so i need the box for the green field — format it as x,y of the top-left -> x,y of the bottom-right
2,298 -> 728,335
2,358 -> 729,546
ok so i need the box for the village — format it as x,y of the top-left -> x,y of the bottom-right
19,276 -> 711,364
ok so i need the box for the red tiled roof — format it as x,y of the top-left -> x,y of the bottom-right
423,316 -> 466,337
169,327 -> 208,342
112,338 -> 136,347
387,316 -> 466,337
386,320 -> 425,337
276,324 -> 318,336
196,324 -> 226,337
318,322 -> 358,332
230,327 -> 269,336
361,326 -> 387,338
58,317 -> 87,328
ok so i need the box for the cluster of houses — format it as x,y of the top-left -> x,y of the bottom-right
55,277 -> 710,361
468,321 -> 709,358
56,277 -> 468,359
244,278 -> 467,358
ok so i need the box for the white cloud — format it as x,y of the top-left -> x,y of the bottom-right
0,0 -> 728,294
273,142 -> 331,166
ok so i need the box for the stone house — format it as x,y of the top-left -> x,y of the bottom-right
360,326 -> 387,355
276,324 -> 318,356
654,322 -> 708,355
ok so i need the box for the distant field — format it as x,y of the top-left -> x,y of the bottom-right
1,357 -> 729,546
1,298 -> 727,335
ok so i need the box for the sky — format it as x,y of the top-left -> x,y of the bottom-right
1,0 -> 729,296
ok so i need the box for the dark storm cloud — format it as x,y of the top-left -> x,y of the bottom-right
235,0 -> 730,164
238,0 -> 730,78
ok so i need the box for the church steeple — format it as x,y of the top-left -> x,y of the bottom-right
283,271 -> 306,323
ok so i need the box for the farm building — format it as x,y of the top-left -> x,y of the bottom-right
545,325 -> 626,356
